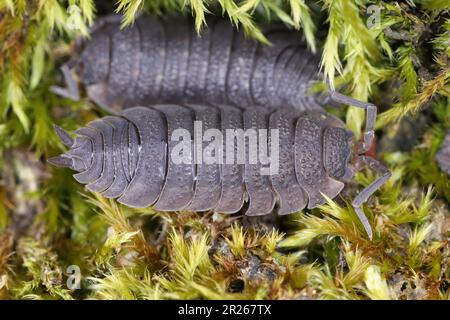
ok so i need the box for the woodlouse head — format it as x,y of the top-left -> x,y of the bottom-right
323,127 -> 355,181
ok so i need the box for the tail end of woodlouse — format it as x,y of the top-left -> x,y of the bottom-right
47,156 -> 74,169
48,125 -> 75,169
49,124 -> 93,173
50,64 -> 81,101
53,124 -> 75,147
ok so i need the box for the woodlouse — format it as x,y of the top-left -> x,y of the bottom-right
436,131 -> 450,175
51,15 -> 326,113
49,103 -> 391,240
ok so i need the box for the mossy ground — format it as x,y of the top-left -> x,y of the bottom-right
0,0 -> 449,300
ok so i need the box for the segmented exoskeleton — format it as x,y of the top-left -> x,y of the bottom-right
49,103 -> 391,239
51,15 -> 326,113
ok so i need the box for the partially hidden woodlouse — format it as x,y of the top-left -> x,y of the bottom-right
51,15 -> 326,113
436,131 -> 450,175
49,103 -> 392,240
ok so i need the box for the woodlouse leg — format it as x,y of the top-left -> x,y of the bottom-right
327,83 -> 377,155
50,64 -> 81,100
352,155 -> 392,240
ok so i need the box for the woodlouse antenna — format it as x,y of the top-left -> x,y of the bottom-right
326,80 -> 376,155
353,155 -> 392,240
326,82 -> 391,240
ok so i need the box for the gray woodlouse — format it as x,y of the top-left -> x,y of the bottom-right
436,131 -> 450,175
49,103 -> 391,240
51,15 -> 326,113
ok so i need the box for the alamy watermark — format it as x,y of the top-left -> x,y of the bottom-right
170,121 -> 280,175
366,4 -> 381,29
66,265 -> 81,290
